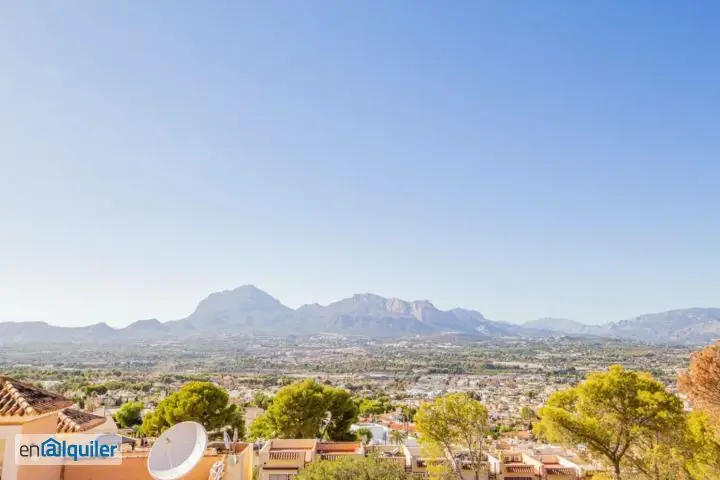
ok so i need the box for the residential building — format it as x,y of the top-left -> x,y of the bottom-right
403,437 -> 490,480
1,375 -> 73,480
349,423 -> 390,445
257,439 -> 364,480
487,449 -> 583,480
365,444 -> 408,470
0,376 -> 252,480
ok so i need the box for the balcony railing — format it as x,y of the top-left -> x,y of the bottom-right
506,464 -> 534,473
545,466 -> 578,477
269,451 -> 303,461
375,455 -> 406,468
320,454 -> 347,461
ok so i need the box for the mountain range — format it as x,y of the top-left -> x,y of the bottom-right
0,285 -> 718,345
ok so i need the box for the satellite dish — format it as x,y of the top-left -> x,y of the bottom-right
148,422 -> 208,480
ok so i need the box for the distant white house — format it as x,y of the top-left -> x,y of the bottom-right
350,423 -> 389,445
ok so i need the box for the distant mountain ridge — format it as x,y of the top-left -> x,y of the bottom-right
523,309 -> 720,344
0,285 -> 718,344
523,318 -> 604,335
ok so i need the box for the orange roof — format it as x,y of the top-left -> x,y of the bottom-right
388,422 -> 416,432
57,408 -> 107,433
0,376 -> 73,417
316,442 -> 362,453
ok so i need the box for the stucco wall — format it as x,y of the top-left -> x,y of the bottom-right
18,414 -> 63,480
0,425 -> 22,480
62,454 -> 223,480
223,447 -> 253,480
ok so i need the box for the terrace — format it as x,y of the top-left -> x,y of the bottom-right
545,465 -> 579,478
315,441 -> 364,461
497,451 -> 541,480
258,439 -> 317,480
366,444 -> 408,469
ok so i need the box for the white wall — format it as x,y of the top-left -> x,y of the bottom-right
0,425 -> 22,480
557,456 -> 582,472
350,423 -> 389,444
486,454 -> 501,474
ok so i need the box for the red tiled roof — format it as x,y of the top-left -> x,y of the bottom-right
388,422 -> 416,432
0,376 -> 73,417
57,408 -> 107,433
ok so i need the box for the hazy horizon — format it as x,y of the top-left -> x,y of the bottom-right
2,2 -> 719,327
2,282 -> 716,329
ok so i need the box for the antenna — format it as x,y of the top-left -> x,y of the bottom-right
223,431 -> 231,451
147,422 -> 208,480
232,427 -> 239,465
222,427 -> 240,465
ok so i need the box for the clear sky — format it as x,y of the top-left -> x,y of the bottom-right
1,1 -> 718,327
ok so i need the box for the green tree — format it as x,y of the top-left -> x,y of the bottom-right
629,427 -> 687,480
323,386 -> 359,441
415,393 -> 490,480
355,427 -> 373,444
84,384 -> 107,396
249,379 -> 328,440
132,382 -> 152,393
295,455 -> 411,480
249,380 -> 357,441
103,380 -> 128,391
400,405 -> 417,423
520,406 -> 535,422
520,406 -> 536,430
115,401 -> 144,428
389,429 -> 407,446
632,410 -> 720,480
683,411 -> 720,480
421,442 -> 455,480
251,392 -> 273,410
534,365 -> 684,480
139,382 -> 244,438
498,424 -> 512,434
358,399 -> 385,417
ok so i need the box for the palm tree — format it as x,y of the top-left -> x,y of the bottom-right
389,429 -> 407,446
355,427 -> 373,444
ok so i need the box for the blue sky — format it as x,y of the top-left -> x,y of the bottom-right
1,2 -> 718,327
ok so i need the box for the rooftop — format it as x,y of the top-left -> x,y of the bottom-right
266,438 -> 316,451
0,376 -> 73,418
316,441 -> 364,456
57,408 -> 107,433
316,442 -> 362,453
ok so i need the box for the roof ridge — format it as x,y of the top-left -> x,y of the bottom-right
0,375 -> 72,417
57,407 -> 107,433
2,375 -> 63,397
0,377 -> 37,415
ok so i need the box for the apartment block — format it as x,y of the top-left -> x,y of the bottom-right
487,450 -> 583,480
257,439 -> 365,480
0,376 -> 252,480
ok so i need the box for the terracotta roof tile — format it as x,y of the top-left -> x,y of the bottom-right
57,408 -> 107,433
0,376 -> 73,417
